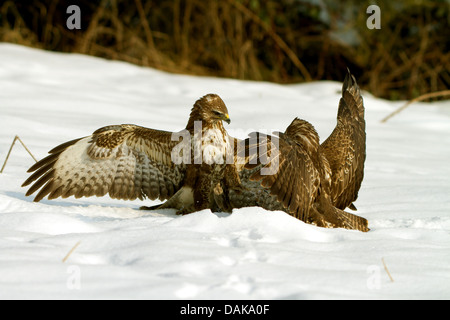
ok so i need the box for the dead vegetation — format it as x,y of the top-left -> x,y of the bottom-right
0,0 -> 448,100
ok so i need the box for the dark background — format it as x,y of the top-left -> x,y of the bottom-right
1,0 -> 448,100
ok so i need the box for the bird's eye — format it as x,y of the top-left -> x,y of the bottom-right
213,110 -> 222,115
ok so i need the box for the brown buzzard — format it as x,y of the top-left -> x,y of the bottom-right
218,70 -> 368,231
22,94 -> 241,215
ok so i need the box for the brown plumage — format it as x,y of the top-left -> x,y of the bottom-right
321,71 -> 365,211
218,70 -> 368,232
22,93 -> 239,215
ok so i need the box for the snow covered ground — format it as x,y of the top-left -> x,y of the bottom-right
0,43 -> 449,300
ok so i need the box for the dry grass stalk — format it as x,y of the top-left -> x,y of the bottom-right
228,0 -> 312,81
382,258 -> 394,282
0,136 -> 37,174
381,90 -> 450,123
62,241 -> 81,263
1,1 -> 448,100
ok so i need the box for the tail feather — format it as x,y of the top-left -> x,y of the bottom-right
317,195 -> 369,232
333,206 -> 369,232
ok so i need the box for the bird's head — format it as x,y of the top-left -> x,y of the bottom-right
284,118 -> 320,152
187,94 -> 231,130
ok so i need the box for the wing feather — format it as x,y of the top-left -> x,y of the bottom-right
246,134 -> 319,222
22,124 -> 186,202
321,70 -> 366,210
27,169 -> 55,199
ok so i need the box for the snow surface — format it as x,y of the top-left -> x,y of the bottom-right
0,43 -> 449,300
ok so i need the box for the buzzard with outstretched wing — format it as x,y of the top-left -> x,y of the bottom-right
218,70 -> 368,231
22,94 -> 240,215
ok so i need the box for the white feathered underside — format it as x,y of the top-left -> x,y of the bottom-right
193,127 -> 230,165
51,137 -> 181,200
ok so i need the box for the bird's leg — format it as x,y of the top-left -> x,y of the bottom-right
192,173 -> 215,213
210,164 -> 247,213
212,182 -> 233,213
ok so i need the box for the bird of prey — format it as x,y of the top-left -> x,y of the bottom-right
22,94 -> 241,215
219,70 -> 369,231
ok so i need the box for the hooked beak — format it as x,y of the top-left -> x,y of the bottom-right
222,113 -> 231,124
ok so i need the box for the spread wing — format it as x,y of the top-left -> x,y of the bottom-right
321,70 -> 366,210
245,132 -> 320,222
22,124 -> 186,202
